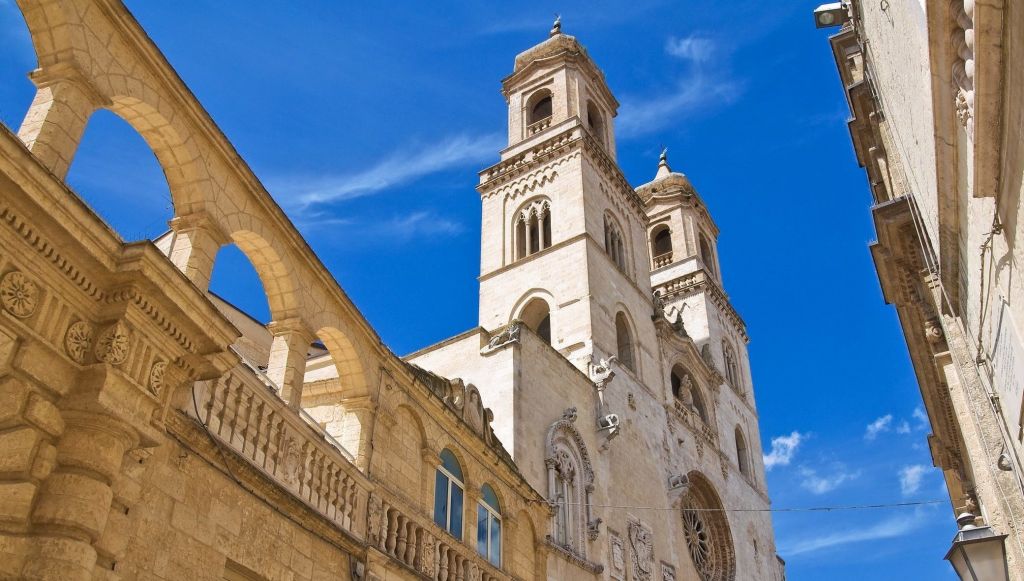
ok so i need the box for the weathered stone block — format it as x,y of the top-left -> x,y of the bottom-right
0,481 -> 38,523
24,393 -> 64,437
0,427 -> 40,477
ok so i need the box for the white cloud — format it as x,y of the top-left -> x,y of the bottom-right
913,406 -> 929,428
864,414 -> 893,441
798,465 -> 860,495
616,35 -> 742,139
279,133 -> 503,209
781,510 -> 931,556
899,464 -> 930,496
896,420 -> 911,434
665,35 -> 716,64
617,76 -> 741,139
299,210 -> 463,242
763,431 -> 804,471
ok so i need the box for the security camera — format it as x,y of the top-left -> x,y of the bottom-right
813,2 -> 849,28
668,474 -> 689,490
598,414 -> 620,431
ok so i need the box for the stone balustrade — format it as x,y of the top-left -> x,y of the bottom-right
368,491 -> 509,581
189,361 -> 368,537
653,251 -> 673,269
672,399 -> 718,446
527,116 -> 551,136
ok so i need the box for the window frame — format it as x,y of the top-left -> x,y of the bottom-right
477,485 -> 502,566
434,449 -> 465,538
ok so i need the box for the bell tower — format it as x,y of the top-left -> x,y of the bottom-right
476,20 -> 654,374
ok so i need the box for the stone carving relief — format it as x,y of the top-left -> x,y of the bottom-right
366,492 -> 384,547
94,321 -> 130,365
419,532 -> 436,575
0,271 -> 39,318
661,562 -> 676,581
279,435 -> 301,486
148,360 -> 167,396
608,530 -> 626,580
628,519 -> 654,581
485,321 -> 521,350
64,320 -> 94,364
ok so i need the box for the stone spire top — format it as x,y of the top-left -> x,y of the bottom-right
656,147 -> 672,179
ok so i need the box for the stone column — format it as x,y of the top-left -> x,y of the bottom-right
166,212 -> 229,291
338,396 -> 374,470
266,319 -> 315,409
22,412 -> 136,581
18,65 -> 106,180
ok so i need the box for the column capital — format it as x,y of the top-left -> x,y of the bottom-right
28,62 -> 109,109
168,211 -> 230,246
267,318 -> 316,344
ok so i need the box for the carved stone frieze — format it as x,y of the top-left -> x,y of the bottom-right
64,320 -> 94,363
148,360 -> 167,396
0,270 -> 39,318
94,320 -> 130,365
485,321 -> 521,350
661,562 -> 676,581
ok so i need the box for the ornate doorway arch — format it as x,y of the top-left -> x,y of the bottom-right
681,472 -> 736,581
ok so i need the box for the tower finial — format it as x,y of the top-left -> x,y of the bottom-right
656,146 -> 672,178
550,14 -> 562,37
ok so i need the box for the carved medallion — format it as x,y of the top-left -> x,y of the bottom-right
148,360 -> 167,396
94,321 -> 130,365
0,271 -> 38,318
629,520 -> 654,581
64,321 -> 94,364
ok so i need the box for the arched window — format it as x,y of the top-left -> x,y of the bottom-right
434,449 -> 465,538
604,214 -> 627,271
699,232 -> 716,277
586,101 -> 605,146
722,340 -> 741,392
529,91 -> 553,124
615,312 -> 635,372
735,427 -> 750,478
546,409 -> 594,556
670,364 -> 708,423
681,472 -> 737,580
651,226 -> 673,267
477,484 -> 502,566
514,199 -> 552,260
520,297 -> 552,344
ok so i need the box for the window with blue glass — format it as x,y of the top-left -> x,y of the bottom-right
477,484 -> 502,566
433,449 -> 464,538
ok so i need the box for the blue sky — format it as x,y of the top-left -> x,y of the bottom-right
0,1 -> 958,578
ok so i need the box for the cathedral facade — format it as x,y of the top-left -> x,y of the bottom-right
0,2 -> 781,580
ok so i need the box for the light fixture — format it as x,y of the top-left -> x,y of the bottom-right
945,513 -> 1010,581
813,2 -> 850,28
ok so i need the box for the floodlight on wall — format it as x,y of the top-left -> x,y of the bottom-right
813,2 -> 850,28
944,513 -> 1010,581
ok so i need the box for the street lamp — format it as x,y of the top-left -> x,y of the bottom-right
945,513 -> 1010,581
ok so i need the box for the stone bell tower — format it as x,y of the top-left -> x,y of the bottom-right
476,19 -> 655,373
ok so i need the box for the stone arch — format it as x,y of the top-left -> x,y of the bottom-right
512,195 -> 551,260
385,405 -> 425,497
650,223 -> 673,265
614,309 -> 637,373
603,209 -> 628,272
681,471 -> 736,581
511,290 -> 554,344
526,88 -> 553,125
734,426 -> 750,478
545,408 -> 594,556
225,227 -> 299,322
311,323 -> 370,401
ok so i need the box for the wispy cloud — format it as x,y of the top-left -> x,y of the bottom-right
617,34 -> 741,138
799,465 -> 860,495
764,431 -> 804,471
278,133 -> 503,210
899,465 -> 930,496
664,35 -> 716,64
299,210 -> 463,244
913,406 -> 929,428
896,420 -> 911,434
864,414 -> 893,441
782,509 -> 933,556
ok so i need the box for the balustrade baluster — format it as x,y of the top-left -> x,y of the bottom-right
438,545 -> 449,581
386,509 -> 399,554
